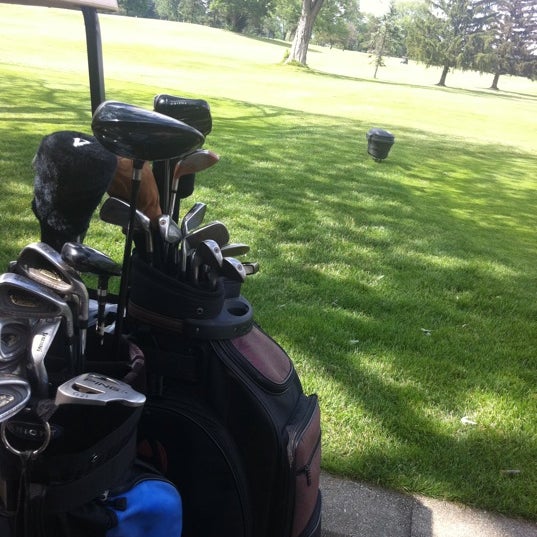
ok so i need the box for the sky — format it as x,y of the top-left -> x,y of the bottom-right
360,0 -> 391,17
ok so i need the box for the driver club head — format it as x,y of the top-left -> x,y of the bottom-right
55,373 -> 146,407
91,101 -> 205,162
0,375 -> 31,423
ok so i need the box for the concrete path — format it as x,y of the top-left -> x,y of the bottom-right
320,472 -> 537,537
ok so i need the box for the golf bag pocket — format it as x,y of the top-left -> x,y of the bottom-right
99,462 -> 183,537
128,253 -> 225,323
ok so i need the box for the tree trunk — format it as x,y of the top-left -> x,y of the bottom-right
285,0 -> 324,65
489,72 -> 500,90
436,64 -> 449,86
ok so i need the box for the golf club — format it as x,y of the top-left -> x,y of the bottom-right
100,197 -> 154,264
189,239 -> 223,285
13,242 -> 89,361
0,273 -> 76,375
0,318 -> 29,372
184,221 -> 230,250
220,257 -> 247,283
61,242 -> 122,345
220,243 -> 250,258
55,372 -> 146,407
167,149 -> 219,217
29,317 -> 61,397
0,374 -> 31,424
92,100 -> 205,351
180,202 -> 207,277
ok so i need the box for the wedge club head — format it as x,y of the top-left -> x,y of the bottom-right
55,373 -> 146,407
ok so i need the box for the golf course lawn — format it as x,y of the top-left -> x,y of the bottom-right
1,3 -> 537,520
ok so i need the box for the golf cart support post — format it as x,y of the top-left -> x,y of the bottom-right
1,0 -> 118,114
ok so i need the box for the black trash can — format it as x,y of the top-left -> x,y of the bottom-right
366,128 -> 395,162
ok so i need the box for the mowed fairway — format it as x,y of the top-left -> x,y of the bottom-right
1,3 -> 537,519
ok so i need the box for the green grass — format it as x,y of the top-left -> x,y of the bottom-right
1,3 -> 537,520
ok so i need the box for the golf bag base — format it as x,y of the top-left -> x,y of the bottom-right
132,322 -> 322,537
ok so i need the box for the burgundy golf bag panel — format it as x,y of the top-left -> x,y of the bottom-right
132,320 -> 322,537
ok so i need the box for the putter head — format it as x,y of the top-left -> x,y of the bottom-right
61,242 -> 122,278
0,375 -> 31,423
55,373 -> 146,407
92,101 -> 205,162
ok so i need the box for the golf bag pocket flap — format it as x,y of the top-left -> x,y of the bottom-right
129,253 -> 224,321
216,325 -> 295,390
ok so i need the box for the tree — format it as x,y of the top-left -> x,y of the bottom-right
210,0 -> 271,32
313,0 -> 361,50
476,0 -> 537,89
285,0 -> 325,64
118,0 -> 155,17
407,0 -> 493,86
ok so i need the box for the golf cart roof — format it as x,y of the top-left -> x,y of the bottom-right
1,0 -> 117,12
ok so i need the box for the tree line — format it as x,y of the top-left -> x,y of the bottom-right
117,0 -> 537,89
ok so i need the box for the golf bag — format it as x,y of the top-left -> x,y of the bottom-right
0,331 -> 183,537
127,255 -> 322,537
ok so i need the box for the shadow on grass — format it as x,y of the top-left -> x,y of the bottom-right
1,70 -> 536,519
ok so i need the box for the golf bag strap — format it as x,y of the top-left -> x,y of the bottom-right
37,407 -> 141,513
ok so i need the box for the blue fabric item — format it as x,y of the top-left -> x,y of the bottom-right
106,478 -> 182,537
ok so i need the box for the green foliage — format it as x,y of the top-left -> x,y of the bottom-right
475,0 -> 537,85
406,0 -> 495,85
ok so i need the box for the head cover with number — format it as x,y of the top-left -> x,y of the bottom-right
32,131 -> 118,251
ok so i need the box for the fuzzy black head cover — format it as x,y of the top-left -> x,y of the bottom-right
32,131 -> 118,251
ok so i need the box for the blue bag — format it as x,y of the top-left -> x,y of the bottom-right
105,466 -> 182,537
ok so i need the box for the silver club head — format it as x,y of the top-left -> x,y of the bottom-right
220,243 -> 250,258
190,239 -> 224,284
55,373 -> 146,407
185,221 -> 230,250
0,318 -> 29,372
158,215 -> 182,245
0,273 -> 76,374
221,257 -> 247,283
14,241 -> 89,358
180,202 -> 207,276
0,375 -> 31,423
29,317 -> 61,397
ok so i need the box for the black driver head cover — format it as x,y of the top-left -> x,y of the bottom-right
31,131 -> 118,252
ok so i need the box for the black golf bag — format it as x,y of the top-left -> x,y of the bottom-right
127,253 -> 322,537
0,330 -> 183,537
